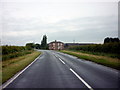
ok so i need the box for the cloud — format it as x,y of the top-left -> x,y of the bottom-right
2,16 -> 118,45
47,16 -> 118,42
1,1 -> 118,45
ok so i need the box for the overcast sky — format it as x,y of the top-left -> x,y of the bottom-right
0,0 -> 119,46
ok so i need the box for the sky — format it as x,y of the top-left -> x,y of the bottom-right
0,0 -> 119,46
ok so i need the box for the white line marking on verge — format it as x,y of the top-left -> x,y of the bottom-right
2,55 -> 40,89
59,58 -> 65,64
70,68 -> 93,90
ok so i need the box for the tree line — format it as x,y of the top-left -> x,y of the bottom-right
25,35 -> 48,50
104,37 -> 119,43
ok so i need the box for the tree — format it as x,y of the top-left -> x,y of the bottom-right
26,43 -> 35,50
113,38 -> 119,42
41,35 -> 47,49
104,37 -> 110,43
104,37 -> 120,44
35,43 -> 41,49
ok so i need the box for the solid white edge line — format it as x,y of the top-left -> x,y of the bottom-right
59,58 -> 65,64
2,54 -> 41,89
70,68 -> 93,90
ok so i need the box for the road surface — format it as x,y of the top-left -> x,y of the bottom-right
4,50 -> 119,89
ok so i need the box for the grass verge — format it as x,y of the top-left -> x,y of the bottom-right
68,50 -> 120,59
1,50 -> 41,84
60,50 -> 120,70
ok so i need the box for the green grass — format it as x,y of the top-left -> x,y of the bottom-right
68,49 -> 120,59
60,50 -> 120,70
2,51 -> 41,84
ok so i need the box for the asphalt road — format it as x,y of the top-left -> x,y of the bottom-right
4,50 -> 119,89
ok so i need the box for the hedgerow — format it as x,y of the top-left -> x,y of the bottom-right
2,46 -> 26,55
2,46 -> 33,61
68,42 -> 120,55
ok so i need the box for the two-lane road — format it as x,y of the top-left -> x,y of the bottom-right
4,50 -> 119,89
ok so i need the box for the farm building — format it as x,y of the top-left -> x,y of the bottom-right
49,40 -> 64,50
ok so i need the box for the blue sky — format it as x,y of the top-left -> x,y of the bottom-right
0,0 -> 119,46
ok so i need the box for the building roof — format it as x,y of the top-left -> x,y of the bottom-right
65,43 -> 94,46
49,40 -> 64,44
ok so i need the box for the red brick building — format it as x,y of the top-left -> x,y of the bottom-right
49,40 -> 64,50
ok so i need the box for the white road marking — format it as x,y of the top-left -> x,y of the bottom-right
59,58 -> 65,64
70,68 -> 93,90
55,55 -> 57,58
2,55 -> 41,89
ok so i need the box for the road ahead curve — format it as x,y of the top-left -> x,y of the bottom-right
4,50 -> 119,89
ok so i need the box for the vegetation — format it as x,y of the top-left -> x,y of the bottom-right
2,50 -> 33,61
61,37 -> 120,70
2,46 -> 26,55
25,43 -> 35,50
67,42 -> 120,58
34,43 -> 41,49
41,35 -> 48,49
70,50 -> 120,59
1,44 -> 41,84
2,46 -> 33,61
104,37 -> 119,44
1,35 -> 48,83
2,51 -> 41,83
25,35 -> 48,50
60,50 -> 120,70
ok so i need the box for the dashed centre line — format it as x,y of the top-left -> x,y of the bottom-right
59,58 -> 65,64
70,68 -> 93,90
54,54 -> 65,64
54,55 -> 58,58
54,53 -> 93,90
